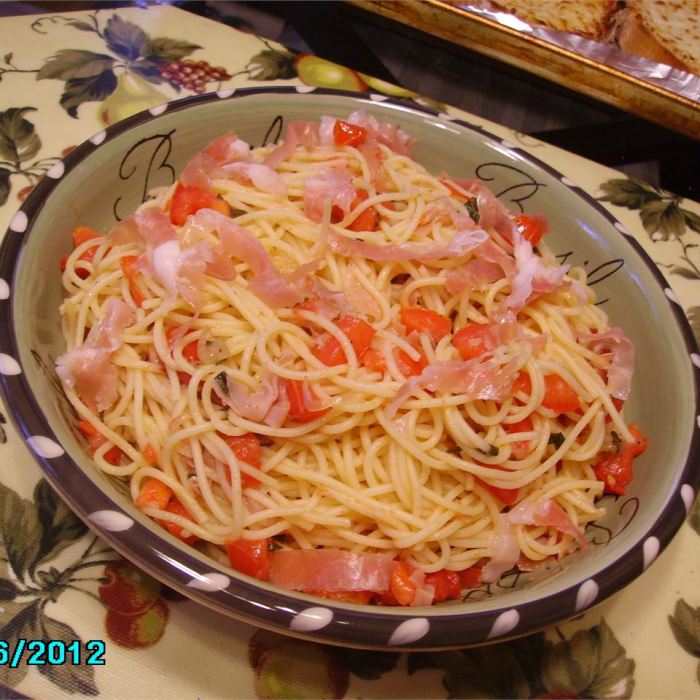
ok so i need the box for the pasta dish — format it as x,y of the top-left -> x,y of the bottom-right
56,111 -> 648,606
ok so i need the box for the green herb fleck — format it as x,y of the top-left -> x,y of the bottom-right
548,432 -> 565,450
465,196 -> 480,223
611,430 -> 622,453
484,444 -> 499,457
215,371 -> 228,395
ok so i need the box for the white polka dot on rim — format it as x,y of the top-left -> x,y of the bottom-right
0,354 -> 21,375
9,211 -> 28,233
289,607 -> 333,633
90,130 -> 106,146
46,161 -> 65,179
87,510 -> 134,532
388,617 -> 429,646
614,222 -> 632,237
664,288 -> 681,305
486,609 -> 519,640
691,353 -> 700,369
697,415 -> 700,430
295,85 -> 316,93
186,573 -> 231,592
0,279 -> 9,300
216,88 -> 236,99
369,93 -> 389,102
501,140 -> 516,150
643,536 -> 660,570
575,579 -> 599,612
27,435 -> 64,458
438,112 -> 456,121
681,485 -> 695,515
148,103 -> 168,116
560,176 -> 576,187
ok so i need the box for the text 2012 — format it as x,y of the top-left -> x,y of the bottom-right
0,640 -> 106,667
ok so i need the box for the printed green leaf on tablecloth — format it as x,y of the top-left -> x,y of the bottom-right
408,621 -> 634,699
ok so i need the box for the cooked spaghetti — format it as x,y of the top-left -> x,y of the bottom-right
56,111 -> 648,605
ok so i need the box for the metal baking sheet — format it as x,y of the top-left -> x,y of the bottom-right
350,0 -> 700,139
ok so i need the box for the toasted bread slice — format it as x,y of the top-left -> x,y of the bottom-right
491,0 -> 621,40
624,0 -> 700,74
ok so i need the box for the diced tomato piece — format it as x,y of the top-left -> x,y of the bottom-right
542,374 -> 580,414
424,570 -> 462,603
313,316 -> 376,366
226,538 -> 271,580
401,307 -> 452,343
159,498 -> 198,545
390,560 -> 417,606
166,326 -> 199,363
221,433 -> 261,468
593,424 -> 649,496
360,347 -> 386,373
103,445 -> 123,466
333,119 -> 368,147
513,371 -> 532,396
477,477 -> 520,505
452,323 -> 492,360
135,477 -> 172,509
459,565 -> 483,589
395,349 -> 428,377
513,214 -> 548,246
361,347 -> 427,377
120,255 -> 146,307
72,226 -> 103,246
142,442 -> 159,465
505,416 -> 533,457
347,189 -> 379,232
220,433 -> 262,488
306,589 -> 373,605
77,419 -> 100,437
170,181 -> 230,226
286,380 -> 331,423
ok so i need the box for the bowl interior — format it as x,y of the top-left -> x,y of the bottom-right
7,90 -> 698,623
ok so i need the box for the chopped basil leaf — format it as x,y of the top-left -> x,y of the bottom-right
214,371 -> 228,395
548,432 -> 565,449
465,197 -> 480,223
611,431 -> 622,453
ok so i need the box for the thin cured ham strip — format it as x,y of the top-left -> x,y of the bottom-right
578,327 -> 635,400
269,549 -> 394,592
328,228 -> 488,262
507,499 -> 588,551
181,133 -> 251,190
191,209 -> 301,308
447,177 -> 516,243
56,299 -> 134,413
215,375 -> 289,427
264,119 -> 335,169
346,109 -> 414,157
482,517 -> 521,583
223,162 -> 285,195
505,233 -> 569,311
303,167 -> 355,223
386,353 -> 521,417
445,240 -> 517,294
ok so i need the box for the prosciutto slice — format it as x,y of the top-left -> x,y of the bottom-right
215,375 -> 289,427
386,353 -> 521,417
303,167 -> 355,223
56,299 -> 134,413
270,549 -> 394,592
191,209 -> 302,308
328,228 -> 488,262
505,232 -> 569,311
445,240 -> 517,294
507,499 -> 589,551
578,327 -> 635,400
181,133 -> 251,190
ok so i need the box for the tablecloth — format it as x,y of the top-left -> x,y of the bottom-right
0,5 -> 699,698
